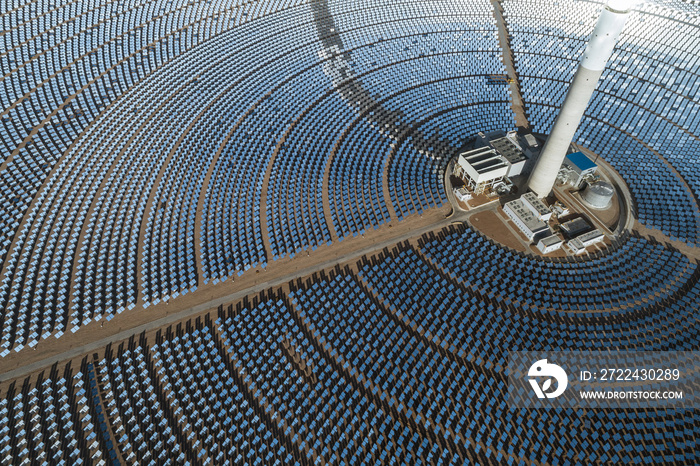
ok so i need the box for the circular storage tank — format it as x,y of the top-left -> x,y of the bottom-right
582,181 -> 614,209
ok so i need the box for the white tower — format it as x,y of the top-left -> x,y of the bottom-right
527,0 -> 634,198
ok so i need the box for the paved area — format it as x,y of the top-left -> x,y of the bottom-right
471,209 -> 528,252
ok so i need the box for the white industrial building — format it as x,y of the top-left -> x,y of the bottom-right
521,192 -> 552,222
454,147 -> 510,194
503,199 -> 549,241
454,131 -> 530,195
565,229 -> 605,254
537,234 -> 564,254
558,151 -> 598,188
488,133 -> 529,177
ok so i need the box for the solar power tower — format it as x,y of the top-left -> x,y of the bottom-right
527,0 -> 635,197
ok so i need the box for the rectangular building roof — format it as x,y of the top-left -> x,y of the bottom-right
577,229 -> 604,244
457,148 -> 509,184
490,136 -> 527,165
504,199 -> 548,233
524,134 -> 538,148
465,150 -> 499,165
560,217 -> 591,236
522,192 -> 551,218
473,158 -> 507,171
538,234 -> 563,247
566,151 -> 597,172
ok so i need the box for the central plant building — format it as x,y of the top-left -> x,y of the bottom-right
454,131 -> 529,194
454,146 -> 509,194
503,198 -> 549,241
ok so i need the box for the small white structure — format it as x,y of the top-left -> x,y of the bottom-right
537,234 -> 563,254
454,187 -> 472,202
564,152 -> 598,188
523,133 -> 539,150
503,199 -> 549,241
565,239 -> 587,255
566,229 -> 605,254
551,204 -> 570,218
493,180 -> 513,196
521,192 -> 553,222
